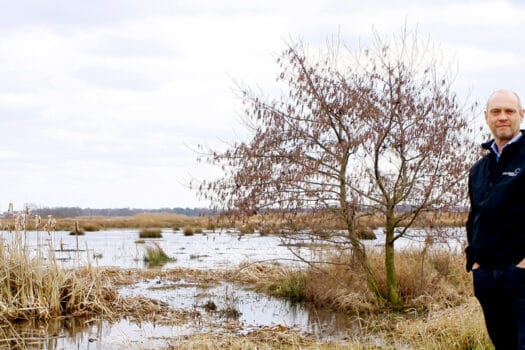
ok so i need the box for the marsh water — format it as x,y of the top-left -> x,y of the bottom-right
1,227 -> 466,349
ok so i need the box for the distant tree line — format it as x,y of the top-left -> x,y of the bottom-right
27,207 -> 213,218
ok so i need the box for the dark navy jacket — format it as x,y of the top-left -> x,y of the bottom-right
466,130 -> 525,271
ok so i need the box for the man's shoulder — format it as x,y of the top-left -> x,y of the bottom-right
469,154 -> 490,175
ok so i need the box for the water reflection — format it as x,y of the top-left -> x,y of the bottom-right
1,317 -> 105,350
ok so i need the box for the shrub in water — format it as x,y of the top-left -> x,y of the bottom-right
139,228 -> 163,238
183,226 -> 194,236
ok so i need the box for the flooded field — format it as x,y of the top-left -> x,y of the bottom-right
8,228 -> 312,270
0,227 -> 466,349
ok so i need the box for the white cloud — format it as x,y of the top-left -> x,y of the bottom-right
0,0 -> 523,208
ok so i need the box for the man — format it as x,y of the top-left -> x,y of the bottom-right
466,89 -> 525,349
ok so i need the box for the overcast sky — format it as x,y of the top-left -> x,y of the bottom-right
1,0 -> 524,210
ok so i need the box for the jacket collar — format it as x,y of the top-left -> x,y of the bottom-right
482,129 -> 525,150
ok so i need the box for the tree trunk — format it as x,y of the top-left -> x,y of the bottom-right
339,161 -> 383,304
385,220 -> 401,305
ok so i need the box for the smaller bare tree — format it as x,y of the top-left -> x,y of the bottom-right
197,28 -> 478,306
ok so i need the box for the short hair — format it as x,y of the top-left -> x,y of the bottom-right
486,89 -> 523,111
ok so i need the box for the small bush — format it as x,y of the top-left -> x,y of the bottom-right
194,227 -> 203,234
139,228 -> 163,238
183,226 -> 194,236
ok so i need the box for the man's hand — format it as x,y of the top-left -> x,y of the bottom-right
472,262 -> 481,270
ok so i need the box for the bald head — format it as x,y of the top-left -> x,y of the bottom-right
486,89 -> 523,111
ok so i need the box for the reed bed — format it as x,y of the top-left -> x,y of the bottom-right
0,232 -> 187,325
0,233 -> 116,322
54,213 -> 207,231
50,210 -> 467,234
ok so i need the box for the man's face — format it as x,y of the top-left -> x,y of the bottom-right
485,91 -> 524,146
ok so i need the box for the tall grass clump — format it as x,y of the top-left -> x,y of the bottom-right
139,228 -> 163,238
265,272 -> 307,303
143,242 -> 174,267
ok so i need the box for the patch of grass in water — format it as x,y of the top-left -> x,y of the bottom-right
266,273 -> 307,303
139,228 -> 163,238
143,242 -> 175,267
183,226 -> 194,236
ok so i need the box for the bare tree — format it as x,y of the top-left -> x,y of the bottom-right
197,29 -> 478,306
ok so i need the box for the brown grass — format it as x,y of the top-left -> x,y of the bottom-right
49,210 -> 467,233
0,233 -> 195,327
0,234 -> 116,322
230,248 -> 472,315
392,298 -> 492,349
221,251 -> 488,349
54,213 -> 207,231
